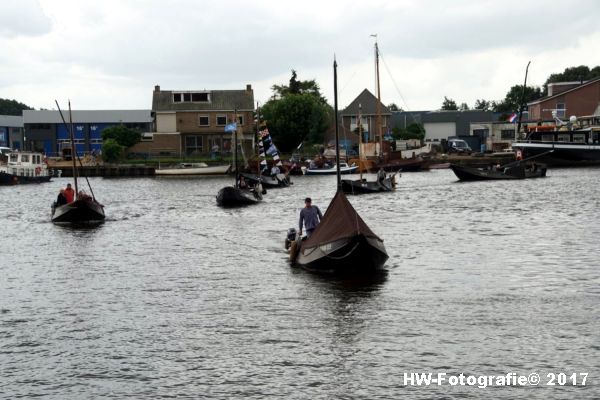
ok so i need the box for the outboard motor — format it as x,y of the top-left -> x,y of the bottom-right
285,227 -> 297,250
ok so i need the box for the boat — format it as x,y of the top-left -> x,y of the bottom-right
450,162 -> 547,181
511,114 -> 600,166
216,116 -> 263,207
155,162 -> 230,175
341,61 -> 397,195
427,162 -> 451,169
288,57 -> 388,274
302,162 -> 358,175
0,151 -> 52,185
239,172 -> 291,189
51,100 -> 105,224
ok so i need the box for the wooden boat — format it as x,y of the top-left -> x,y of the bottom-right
216,116 -> 263,207
289,57 -> 388,274
427,162 -> 451,169
0,151 -> 52,185
155,162 -> 230,175
341,173 -> 396,194
450,162 -> 547,181
51,100 -> 105,224
374,156 -> 429,172
239,172 -> 291,189
302,162 -> 358,175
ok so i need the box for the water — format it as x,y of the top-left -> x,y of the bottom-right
1,169 -> 599,399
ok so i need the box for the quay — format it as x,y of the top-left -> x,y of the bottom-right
47,160 -> 155,177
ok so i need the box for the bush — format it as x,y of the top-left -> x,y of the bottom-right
102,139 -> 124,163
101,125 -> 141,148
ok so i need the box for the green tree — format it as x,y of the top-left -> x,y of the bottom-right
101,139 -> 124,163
493,85 -> 542,113
441,96 -> 458,110
543,65 -> 600,95
459,102 -> 469,111
270,70 -> 328,104
101,125 -> 141,148
392,123 -> 425,140
0,98 -> 33,115
474,99 -> 492,111
261,93 -> 330,152
387,103 -> 403,112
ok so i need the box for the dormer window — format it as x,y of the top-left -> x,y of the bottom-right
172,92 -> 210,103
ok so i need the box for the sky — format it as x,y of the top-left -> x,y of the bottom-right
2,0 -> 600,112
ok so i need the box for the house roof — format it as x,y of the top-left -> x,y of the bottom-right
341,89 -> 391,116
528,77 -> 600,106
0,115 -> 23,128
153,88 -> 254,112
23,110 -> 153,124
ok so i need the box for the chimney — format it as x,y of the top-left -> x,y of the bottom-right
246,84 -> 252,92
154,85 -> 160,92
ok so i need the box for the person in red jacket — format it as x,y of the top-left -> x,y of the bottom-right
64,183 -> 75,203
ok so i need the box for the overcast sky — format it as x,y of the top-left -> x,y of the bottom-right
2,0 -> 600,112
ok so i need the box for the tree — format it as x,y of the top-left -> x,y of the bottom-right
261,93 -> 330,152
0,98 -> 33,115
441,96 -> 458,110
387,103 -> 403,112
459,102 -> 469,111
493,85 -> 542,113
101,139 -> 124,163
101,125 -> 141,148
270,70 -> 328,104
543,65 -> 600,95
474,99 -> 492,111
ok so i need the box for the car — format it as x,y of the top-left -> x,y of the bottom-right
447,139 -> 472,154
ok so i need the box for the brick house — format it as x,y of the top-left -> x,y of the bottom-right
527,77 -> 600,121
339,89 -> 391,146
132,85 -> 255,156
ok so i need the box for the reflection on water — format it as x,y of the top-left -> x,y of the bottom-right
1,170 -> 599,399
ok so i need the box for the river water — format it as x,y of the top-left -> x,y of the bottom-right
1,168 -> 599,399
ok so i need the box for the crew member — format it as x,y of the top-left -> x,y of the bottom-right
64,183 -> 75,203
298,197 -> 323,238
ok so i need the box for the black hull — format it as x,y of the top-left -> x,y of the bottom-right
0,172 -> 52,185
377,159 -> 428,172
216,186 -> 262,207
294,235 -> 388,274
450,164 -> 546,181
341,177 -> 395,194
51,199 -> 105,224
512,143 -> 600,167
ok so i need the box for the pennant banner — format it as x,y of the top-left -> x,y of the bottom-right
258,127 -> 282,167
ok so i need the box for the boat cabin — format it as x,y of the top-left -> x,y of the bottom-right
1,151 -> 49,177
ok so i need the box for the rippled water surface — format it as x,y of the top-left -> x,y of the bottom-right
1,168 -> 599,399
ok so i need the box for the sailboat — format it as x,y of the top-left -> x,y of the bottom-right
341,102 -> 396,194
289,58 -> 389,273
216,118 -> 263,207
51,101 -> 105,224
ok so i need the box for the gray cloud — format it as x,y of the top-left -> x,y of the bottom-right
0,0 -> 52,37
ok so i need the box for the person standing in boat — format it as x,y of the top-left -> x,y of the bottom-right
64,183 -> 75,203
299,197 -> 323,238
377,167 -> 386,182
270,164 -> 280,177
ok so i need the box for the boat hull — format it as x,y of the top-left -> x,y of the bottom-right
512,142 -> 600,166
293,235 -> 388,274
304,166 -> 358,175
51,199 -> 106,224
450,163 -> 546,181
341,176 -> 395,194
0,172 -> 52,185
216,186 -> 262,207
239,172 -> 291,189
155,164 -> 230,175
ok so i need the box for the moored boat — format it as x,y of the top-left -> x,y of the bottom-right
450,162 -> 546,181
302,162 -> 358,175
0,151 -> 52,185
216,185 -> 262,207
155,162 -> 230,175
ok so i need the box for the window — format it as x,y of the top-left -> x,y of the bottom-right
216,115 -> 227,126
573,134 -> 586,143
237,115 -> 244,125
185,135 -> 203,155
21,155 -> 29,162
557,134 -> 570,142
172,92 -> 210,104
541,134 -> 554,142
199,116 -> 209,126
500,129 -> 515,140
556,103 -> 566,118
141,133 -> 154,141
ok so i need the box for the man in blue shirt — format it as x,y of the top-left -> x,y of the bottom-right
299,197 -> 323,238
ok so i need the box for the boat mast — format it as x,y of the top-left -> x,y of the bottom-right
256,101 -> 260,176
517,61 -> 531,137
358,103 -> 363,181
234,107 -> 238,188
334,57 -> 341,190
374,36 -> 383,161
68,100 -> 79,197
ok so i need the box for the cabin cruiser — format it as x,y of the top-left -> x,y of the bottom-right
0,151 -> 52,185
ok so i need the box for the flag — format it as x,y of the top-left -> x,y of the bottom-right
508,113 -> 518,123
224,122 -> 237,132
258,127 -> 282,167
